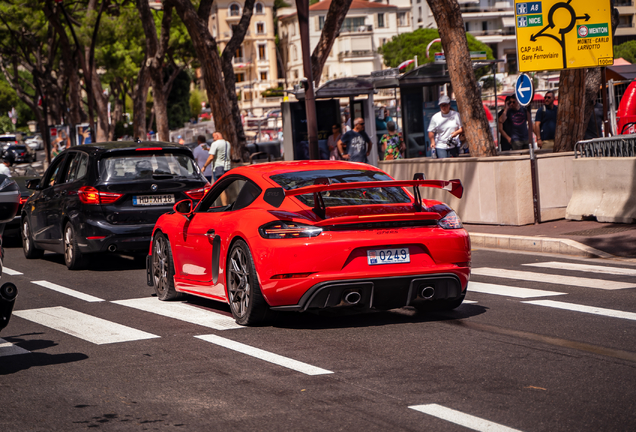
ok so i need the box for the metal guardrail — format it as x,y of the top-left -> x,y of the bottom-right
574,134 -> 636,158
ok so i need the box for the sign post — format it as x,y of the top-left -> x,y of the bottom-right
514,0 -> 614,72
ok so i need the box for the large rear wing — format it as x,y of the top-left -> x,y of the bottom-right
263,173 -> 463,219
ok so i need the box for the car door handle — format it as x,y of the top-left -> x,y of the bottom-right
205,229 -> 216,238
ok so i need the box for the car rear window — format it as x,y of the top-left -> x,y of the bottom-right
269,169 -> 411,207
98,153 -> 201,183
7,145 -> 26,150
0,137 -> 16,142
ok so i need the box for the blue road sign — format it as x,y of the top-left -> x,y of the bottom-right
515,73 -> 534,107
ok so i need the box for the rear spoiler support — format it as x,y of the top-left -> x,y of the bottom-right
412,173 -> 425,211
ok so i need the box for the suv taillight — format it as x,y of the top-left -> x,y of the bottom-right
184,183 -> 212,200
78,186 -> 122,205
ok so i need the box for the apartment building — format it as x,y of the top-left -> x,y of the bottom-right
278,0 -> 412,87
209,0 -> 281,115
615,0 -> 636,44
413,0 -> 517,73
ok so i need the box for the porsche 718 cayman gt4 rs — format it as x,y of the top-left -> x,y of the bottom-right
147,161 -> 470,325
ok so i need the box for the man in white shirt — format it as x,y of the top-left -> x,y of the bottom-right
427,95 -> 463,158
0,156 -> 13,177
202,132 -> 232,205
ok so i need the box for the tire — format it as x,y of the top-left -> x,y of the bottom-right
22,219 -> 44,259
414,293 -> 466,312
151,233 -> 182,301
63,222 -> 88,270
226,239 -> 269,326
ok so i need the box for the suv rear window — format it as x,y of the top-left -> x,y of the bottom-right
99,153 -> 201,183
270,169 -> 411,207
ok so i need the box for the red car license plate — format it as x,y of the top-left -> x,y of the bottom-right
367,248 -> 410,265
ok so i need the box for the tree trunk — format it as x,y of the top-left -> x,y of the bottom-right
169,0 -> 242,159
310,0 -> 353,87
554,69 -> 586,152
426,0 -> 496,157
133,63 -> 151,140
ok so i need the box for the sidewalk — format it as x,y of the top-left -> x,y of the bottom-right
465,219 -> 636,260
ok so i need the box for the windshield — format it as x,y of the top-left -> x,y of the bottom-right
270,169 -> 411,207
99,153 -> 202,183
0,137 -> 16,142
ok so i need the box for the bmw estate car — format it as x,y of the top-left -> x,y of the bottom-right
21,141 -> 210,269
147,161 -> 470,325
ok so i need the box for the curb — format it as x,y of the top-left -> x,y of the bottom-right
469,233 -> 616,259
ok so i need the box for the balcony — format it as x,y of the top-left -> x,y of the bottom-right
469,28 -> 516,37
338,50 -> 376,60
233,57 -> 253,68
339,24 -> 373,34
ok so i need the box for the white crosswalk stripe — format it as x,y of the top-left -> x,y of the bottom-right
471,268 -> 635,290
31,280 -> 104,302
0,338 -> 30,357
112,297 -> 243,330
523,300 -> 636,322
469,282 -> 566,298
13,307 -> 159,345
2,267 -> 23,276
523,261 -> 636,277
409,404 -> 523,432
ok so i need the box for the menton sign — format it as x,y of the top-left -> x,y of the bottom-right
515,0 -> 614,72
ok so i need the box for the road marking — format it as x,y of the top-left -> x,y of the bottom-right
471,268 -> 635,290
523,261 -> 636,277
0,338 -> 30,357
469,282 -> 566,298
13,307 -> 159,345
32,280 -> 104,302
409,404 -> 522,432
3,267 -> 23,276
464,300 -> 478,304
112,298 -> 243,330
196,334 -> 333,376
523,300 -> 636,322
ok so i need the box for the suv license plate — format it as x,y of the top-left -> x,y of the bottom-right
367,248 -> 410,265
133,194 -> 175,206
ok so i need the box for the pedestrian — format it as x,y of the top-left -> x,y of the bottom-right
534,91 -> 558,150
427,95 -> 463,158
455,131 -> 469,154
375,106 -> 387,134
327,124 -> 343,160
0,155 -> 13,177
202,131 -> 231,182
380,121 -> 405,160
498,95 -> 532,150
192,135 -> 212,182
338,117 -> 373,163
497,96 -> 514,151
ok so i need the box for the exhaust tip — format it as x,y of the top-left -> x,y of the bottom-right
0,282 -> 17,301
343,291 -> 362,305
108,244 -> 117,253
420,286 -> 435,300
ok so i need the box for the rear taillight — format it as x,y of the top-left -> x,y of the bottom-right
78,186 -> 122,205
19,196 -> 28,205
184,183 -> 212,200
259,221 -> 323,239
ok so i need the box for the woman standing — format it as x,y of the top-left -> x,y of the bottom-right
327,124 -> 343,160
380,121 -> 405,160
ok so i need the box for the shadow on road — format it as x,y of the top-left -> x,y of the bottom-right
35,252 -> 147,272
0,333 -> 88,375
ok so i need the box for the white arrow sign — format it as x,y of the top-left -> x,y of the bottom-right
518,84 -> 531,97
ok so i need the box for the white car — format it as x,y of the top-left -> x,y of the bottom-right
25,135 -> 43,151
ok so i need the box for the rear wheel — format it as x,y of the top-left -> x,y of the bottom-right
152,233 -> 182,301
22,219 -> 44,259
227,239 -> 269,326
64,222 -> 88,270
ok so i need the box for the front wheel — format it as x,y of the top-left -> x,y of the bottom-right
64,222 -> 88,270
151,233 -> 182,301
227,239 -> 269,326
22,219 -> 44,259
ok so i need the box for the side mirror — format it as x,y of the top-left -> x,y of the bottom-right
173,199 -> 193,215
26,179 -> 40,190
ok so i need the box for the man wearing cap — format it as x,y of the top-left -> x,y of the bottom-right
428,95 -> 463,158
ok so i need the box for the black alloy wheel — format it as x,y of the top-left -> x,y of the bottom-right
22,219 -> 44,259
227,239 -> 269,326
152,233 -> 182,301
63,222 -> 87,270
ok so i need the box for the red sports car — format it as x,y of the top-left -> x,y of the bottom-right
146,161 -> 470,325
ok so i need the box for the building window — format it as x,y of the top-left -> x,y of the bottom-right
229,3 -> 240,17
292,45 -> 298,61
341,17 -> 366,32
258,44 -> 267,60
398,12 -> 408,27
256,22 -> 265,34
291,23 -> 296,36
482,21 -> 488,32
255,2 -> 264,14
319,16 -> 325,30
235,46 -> 243,60
236,73 -> 245,82
618,14 -> 633,28
377,13 -> 385,28
260,71 -> 268,81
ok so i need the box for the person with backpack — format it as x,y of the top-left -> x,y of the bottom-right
534,91 -> 558,150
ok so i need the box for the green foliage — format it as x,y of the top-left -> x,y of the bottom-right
274,0 -> 291,11
167,69 -> 191,129
309,0 -> 320,5
0,116 -> 14,134
261,86 -> 284,98
379,28 -> 494,71
614,40 -> 636,64
190,88 -> 207,119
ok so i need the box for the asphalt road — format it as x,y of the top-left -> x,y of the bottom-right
1,239 -> 635,431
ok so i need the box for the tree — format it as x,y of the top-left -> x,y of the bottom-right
614,40 -> 636,64
425,0 -> 496,157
